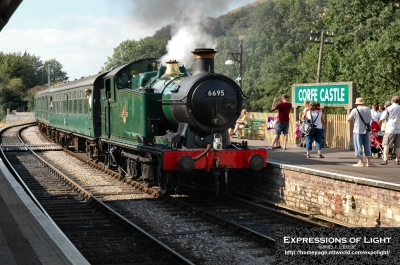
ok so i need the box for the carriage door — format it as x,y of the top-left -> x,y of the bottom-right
48,95 -> 53,123
103,79 -> 111,137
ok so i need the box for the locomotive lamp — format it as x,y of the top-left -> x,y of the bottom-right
225,38 -> 243,88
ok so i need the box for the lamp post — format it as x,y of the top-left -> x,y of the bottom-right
225,38 -> 243,88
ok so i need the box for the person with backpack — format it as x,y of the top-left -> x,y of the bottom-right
305,101 -> 324,158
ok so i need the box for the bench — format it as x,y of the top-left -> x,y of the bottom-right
243,118 -> 264,140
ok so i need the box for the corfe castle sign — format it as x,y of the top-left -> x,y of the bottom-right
292,82 -> 356,108
296,84 -> 347,104
291,82 -> 357,151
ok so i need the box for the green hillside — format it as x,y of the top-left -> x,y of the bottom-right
1,0 -> 399,119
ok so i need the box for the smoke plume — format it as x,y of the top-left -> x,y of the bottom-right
128,0 -> 254,68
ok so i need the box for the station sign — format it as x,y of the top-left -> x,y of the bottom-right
291,82 -> 356,108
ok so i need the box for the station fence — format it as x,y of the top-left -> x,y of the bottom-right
251,112 -> 348,149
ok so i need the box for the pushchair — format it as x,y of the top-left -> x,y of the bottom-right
370,121 -> 383,158
369,121 -> 396,159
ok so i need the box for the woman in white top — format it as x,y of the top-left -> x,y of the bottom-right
300,100 -> 310,121
305,101 -> 324,158
371,101 -> 381,122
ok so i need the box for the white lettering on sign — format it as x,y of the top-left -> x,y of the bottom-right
297,87 -> 345,103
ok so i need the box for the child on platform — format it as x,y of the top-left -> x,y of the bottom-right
294,121 -> 301,147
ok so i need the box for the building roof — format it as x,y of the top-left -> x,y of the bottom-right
0,0 -> 23,31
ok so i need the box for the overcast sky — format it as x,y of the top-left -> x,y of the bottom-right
0,0 -> 256,81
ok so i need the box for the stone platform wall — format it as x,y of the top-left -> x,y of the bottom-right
232,165 -> 400,227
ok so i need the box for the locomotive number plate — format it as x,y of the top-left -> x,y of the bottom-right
205,90 -> 225,97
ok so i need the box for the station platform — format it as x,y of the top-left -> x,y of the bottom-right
0,160 -> 89,265
243,138 -> 400,192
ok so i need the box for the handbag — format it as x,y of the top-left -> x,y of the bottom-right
355,108 -> 371,132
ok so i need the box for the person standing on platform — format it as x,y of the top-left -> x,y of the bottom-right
294,121 -> 301,147
380,101 -> 391,133
305,101 -> 324,158
300,100 -> 310,121
348,97 -> 374,167
274,113 -> 281,148
267,94 -> 292,150
379,96 -> 400,165
371,101 -> 381,123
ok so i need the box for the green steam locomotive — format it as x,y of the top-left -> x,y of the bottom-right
35,48 -> 267,194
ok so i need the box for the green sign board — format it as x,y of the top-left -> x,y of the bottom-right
293,83 -> 355,106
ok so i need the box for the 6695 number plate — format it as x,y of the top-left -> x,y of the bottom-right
205,90 -> 225,97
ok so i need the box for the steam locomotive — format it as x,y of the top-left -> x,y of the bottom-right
35,48 -> 267,194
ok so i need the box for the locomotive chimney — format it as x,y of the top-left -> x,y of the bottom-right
192,48 -> 217,75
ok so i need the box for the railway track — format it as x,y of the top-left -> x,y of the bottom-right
0,124 -> 195,265
161,192 -> 331,250
0,124 -> 345,264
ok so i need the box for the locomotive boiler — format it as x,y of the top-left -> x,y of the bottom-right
35,48 -> 267,195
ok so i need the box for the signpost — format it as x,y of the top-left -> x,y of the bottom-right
291,82 -> 357,150
292,82 -> 355,108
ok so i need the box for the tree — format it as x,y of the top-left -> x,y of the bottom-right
0,86 -> 27,114
214,0 -> 329,111
44,59 -> 69,83
314,0 -> 400,104
101,37 -> 167,72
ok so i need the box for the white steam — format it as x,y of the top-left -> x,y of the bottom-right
159,4 -> 216,68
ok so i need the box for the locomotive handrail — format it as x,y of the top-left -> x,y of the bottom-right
158,75 -> 186,93
149,75 -> 185,92
194,144 -> 212,161
159,95 -> 188,103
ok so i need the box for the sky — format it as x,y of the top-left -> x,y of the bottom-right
0,0 -> 256,81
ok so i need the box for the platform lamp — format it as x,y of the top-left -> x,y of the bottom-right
225,38 -> 243,88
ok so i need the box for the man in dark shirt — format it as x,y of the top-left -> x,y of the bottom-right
267,94 -> 292,150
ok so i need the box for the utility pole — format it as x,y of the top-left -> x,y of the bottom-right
309,30 -> 334,83
48,64 -> 51,88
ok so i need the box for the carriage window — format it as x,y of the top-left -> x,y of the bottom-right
78,90 -> 82,114
55,94 -> 58,113
68,92 -> 72,114
73,91 -> 77,114
63,94 -> 68,113
58,94 -> 61,114
63,94 -> 65,113
84,90 -> 88,115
